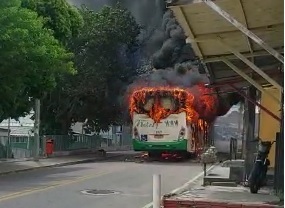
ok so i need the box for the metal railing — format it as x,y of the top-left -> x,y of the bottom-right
0,134 -> 133,159
0,136 -> 34,159
44,135 -> 101,152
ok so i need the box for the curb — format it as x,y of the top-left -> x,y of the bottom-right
0,154 -> 120,176
163,199 -> 282,208
169,163 -> 217,195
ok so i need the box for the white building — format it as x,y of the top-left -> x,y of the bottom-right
0,113 -> 34,136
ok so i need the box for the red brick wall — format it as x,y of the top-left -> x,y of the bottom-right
163,199 -> 280,208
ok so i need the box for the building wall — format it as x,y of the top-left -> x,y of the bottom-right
258,87 -> 281,167
0,130 -> 8,137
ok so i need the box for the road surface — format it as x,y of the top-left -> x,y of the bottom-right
0,156 -> 204,208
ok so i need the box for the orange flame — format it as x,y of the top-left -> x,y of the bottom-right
128,85 -> 217,124
129,87 -> 199,123
195,83 -> 218,120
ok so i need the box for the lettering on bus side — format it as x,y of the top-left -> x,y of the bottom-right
135,120 -> 155,128
135,120 -> 179,128
165,120 -> 179,127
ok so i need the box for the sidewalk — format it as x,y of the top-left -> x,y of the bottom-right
0,151 -> 136,176
163,185 -> 282,208
163,163 -> 283,208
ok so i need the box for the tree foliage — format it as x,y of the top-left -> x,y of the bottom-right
21,0 -> 83,44
0,0 -> 75,121
40,4 -> 141,134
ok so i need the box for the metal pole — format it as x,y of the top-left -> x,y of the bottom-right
107,128 -> 110,148
238,103 -> 243,156
274,73 -> 284,193
203,163 -> 207,176
34,99 -> 40,161
234,138 -> 237,160
244,87 -> 256,180
153,174 -> 161,208
230,138 -> 233,161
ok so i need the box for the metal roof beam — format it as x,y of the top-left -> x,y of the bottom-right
211,68 -> 281,84
237,0 -> 254,60
202,0 -> 284,64
222,59 -> 280,105
173,7 -> 204,59
185,23 -> 283,44
218,38 -> 283,92
167,0 -> 205,7
203,50 -> 284,63
172,6 -> 215,81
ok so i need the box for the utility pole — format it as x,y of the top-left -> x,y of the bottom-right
6,117 -> 11,159
33,99 -> 40,161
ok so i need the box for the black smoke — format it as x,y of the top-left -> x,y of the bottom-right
127,8 -> 208,90
128,62 -> 207,89
150,10 -> 196,69
66,0 -> 242,117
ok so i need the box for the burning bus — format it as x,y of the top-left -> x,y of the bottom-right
128,85 -> 217,158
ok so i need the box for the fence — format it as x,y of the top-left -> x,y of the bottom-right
0,136 -> 34,159
47,135 -> 101,152
0,133 -> 133,159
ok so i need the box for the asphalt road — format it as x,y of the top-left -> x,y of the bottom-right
0,157 -> 204,208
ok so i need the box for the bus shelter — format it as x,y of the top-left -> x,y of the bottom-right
168,0 -> 284,193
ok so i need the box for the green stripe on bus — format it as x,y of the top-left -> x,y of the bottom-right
132,139 -> 187,151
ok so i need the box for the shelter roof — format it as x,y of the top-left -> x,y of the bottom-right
168,0 -> 284,91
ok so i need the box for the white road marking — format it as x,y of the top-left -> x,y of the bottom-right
141,164 -> 216,208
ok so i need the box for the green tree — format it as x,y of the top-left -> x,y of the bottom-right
40,5 -> 140,134
0,0 -> 21,8
0,0 -> 75,121
21,0 -> 83,44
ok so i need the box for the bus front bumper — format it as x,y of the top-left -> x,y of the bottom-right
132,139 -> 187,151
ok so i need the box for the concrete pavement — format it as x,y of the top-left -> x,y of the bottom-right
0,157 -> 205,208
163,163 -> 283,208
163,186 -> 282,207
